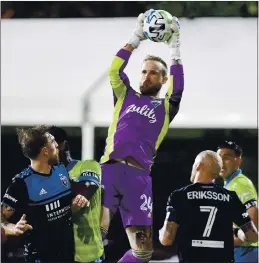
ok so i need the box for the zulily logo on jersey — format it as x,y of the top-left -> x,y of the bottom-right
126,104 -> 157,123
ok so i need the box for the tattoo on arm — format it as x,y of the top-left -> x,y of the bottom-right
241,221 -> 257,233
240,221 -> 258,242
1,213 -> 9,226
1,205 -> 16,236
165,221 -> 177,242
1,205 -> 14,222
126,226 -> 153,251
135,226 -> 152,246
160,221 -> 178,245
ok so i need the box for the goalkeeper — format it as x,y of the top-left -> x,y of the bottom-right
48,126 -> 104,263
100,10 -> 184,263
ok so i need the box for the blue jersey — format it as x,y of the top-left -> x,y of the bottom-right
2,164 -> 75,262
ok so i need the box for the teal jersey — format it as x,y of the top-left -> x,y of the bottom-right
225,169 -> 258,247
68,160 -> 104,262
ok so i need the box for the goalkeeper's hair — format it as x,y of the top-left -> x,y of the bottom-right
143,55 -> 168,76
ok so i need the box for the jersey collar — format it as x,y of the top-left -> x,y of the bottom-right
225,169 -> 242,187
66,159 -> 78,172
29,165 -> 52,177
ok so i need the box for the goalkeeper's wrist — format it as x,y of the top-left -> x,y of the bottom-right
170,48 -> 181,62
171,59 -> 182,65
128,34 -> 141,49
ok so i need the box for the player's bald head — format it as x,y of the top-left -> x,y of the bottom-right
191,150 -> 223,182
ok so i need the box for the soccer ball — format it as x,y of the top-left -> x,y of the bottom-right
143,9 -> 173,43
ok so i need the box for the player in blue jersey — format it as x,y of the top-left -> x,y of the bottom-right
159,151 -> 258,263
1,125 -> 88,263
100,11 -> 184,263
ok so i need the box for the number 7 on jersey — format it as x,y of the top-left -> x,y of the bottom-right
200,206 -> 218,237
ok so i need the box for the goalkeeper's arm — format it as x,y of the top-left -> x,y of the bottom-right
108,12 -> 147,99
165,17 -> 184,122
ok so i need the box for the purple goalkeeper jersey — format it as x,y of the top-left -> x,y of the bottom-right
100,49 -> 184,171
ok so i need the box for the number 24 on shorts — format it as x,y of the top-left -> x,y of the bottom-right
140,194 -> 153,213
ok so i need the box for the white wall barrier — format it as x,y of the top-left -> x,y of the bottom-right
1,18 -> 257,128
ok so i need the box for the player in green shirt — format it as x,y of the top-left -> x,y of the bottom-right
217,141 -> 258,263
48,126 -> 104,263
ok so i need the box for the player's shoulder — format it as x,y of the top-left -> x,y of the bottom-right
176,183 -> 196,193
234,174 -> 254,187
167,185 -> 190,206
53,163 -> 69,173
81,159 -> 101,171
221,187 -> 238,198
169,184 -> 192,199
13,167 -> 33,181
81,159 -> 100,166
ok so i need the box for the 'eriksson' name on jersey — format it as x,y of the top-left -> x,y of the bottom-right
187,191 -> 230,202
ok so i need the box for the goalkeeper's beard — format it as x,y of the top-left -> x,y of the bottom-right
140,83 -> 162,96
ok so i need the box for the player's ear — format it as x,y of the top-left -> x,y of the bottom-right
41,147 -> 48,157
162,75 -> 168,84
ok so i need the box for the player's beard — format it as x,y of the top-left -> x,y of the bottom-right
140,82 -> 162,96
48,154 -> 59,166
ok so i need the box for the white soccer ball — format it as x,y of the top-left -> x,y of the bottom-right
143,9 -> 174,43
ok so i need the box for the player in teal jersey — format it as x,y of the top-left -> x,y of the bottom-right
48,126 -> 104,263
217,141 -> 258,263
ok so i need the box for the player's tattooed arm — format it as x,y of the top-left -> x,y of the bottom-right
1,205 -> 32,236
247,205 -> 258,230
240,221 -> 258,243
1,204 -> 15,223
159,221 -> 178,246
1,204 -> 16,235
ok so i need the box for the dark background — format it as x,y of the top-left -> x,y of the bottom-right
1,1 -> 258,18
2,127 -> 258,261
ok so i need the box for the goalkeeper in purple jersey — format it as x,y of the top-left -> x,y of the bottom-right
100,11 -> 184,263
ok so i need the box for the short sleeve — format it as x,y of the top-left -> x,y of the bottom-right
235,184 -> 256,204
78,160 -> 101,186
166,191 -> 179,224
230,191 -> 251,227
2,178 -> 28,212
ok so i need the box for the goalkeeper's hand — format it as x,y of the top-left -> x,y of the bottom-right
128,10 -> 153,49
165,16 -> 181,61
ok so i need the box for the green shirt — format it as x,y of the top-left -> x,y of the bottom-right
225,169 -> 258,247
67,160 -> 104,262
